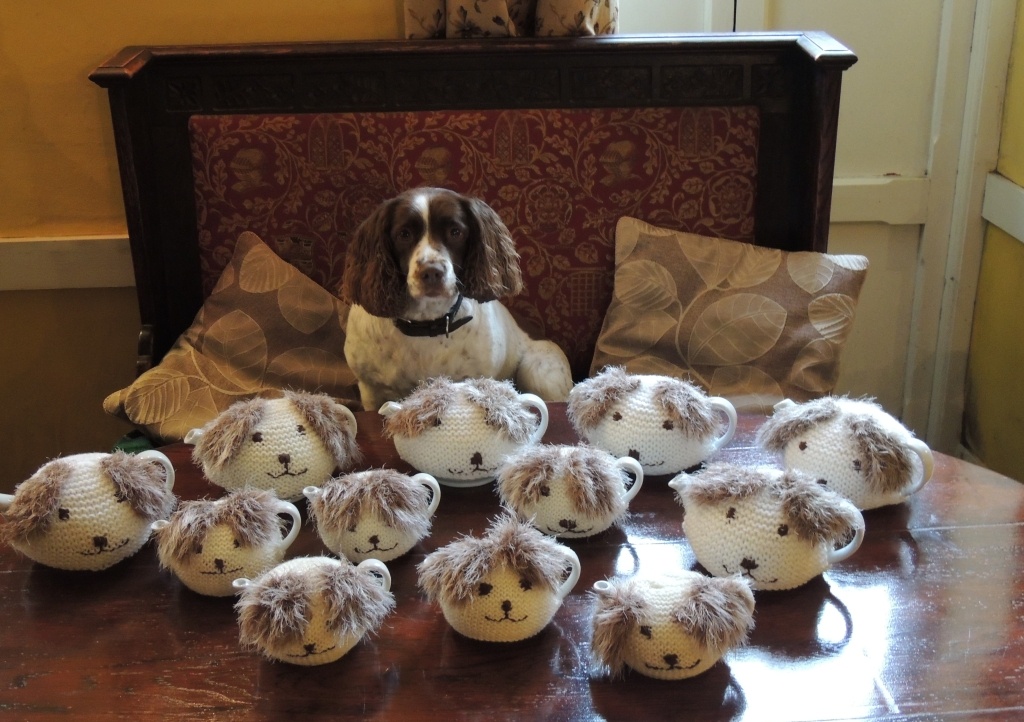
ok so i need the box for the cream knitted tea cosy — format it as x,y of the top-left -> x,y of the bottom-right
0,450 -> 175,571
671,463 -> 865,591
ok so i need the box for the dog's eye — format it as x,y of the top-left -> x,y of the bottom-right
612,412 -> 623,421
640,625 -> 652,639
448,225 -> 462,240
539,484 -> 550,497
58,508 -> 70,521
726,507 -> 737,520
662,419 -> 674,431
519,578 -> 533,591
397,227 -> 413,243
852,459 -> 863,472
193,542 -> 204,555
233,539 -> 241,549
799,441 -> 808,451
477,582 -> 493,597
252,432 -> 263,443
778,524 -> 790,537
296,425 -> 306,435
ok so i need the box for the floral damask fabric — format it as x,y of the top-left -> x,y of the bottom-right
190,107 -> 759,380
404,0 -> 618,38
104,231 -> 358,442
591,217 -> 869,412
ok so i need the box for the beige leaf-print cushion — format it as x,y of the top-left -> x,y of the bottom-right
103,231 -> 358,442
591,217 -> 869,413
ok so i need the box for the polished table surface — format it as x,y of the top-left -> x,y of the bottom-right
2,403 -> 1023,721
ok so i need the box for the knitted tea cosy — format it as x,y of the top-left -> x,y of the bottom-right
0,450 -> 175,571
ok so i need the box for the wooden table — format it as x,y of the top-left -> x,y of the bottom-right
2,404 -> 1022,720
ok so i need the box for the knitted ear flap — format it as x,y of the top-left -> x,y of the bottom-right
459,195 -> 523,302
591,580 -> 647,677
847,415 -> 916,494
192,397 -> 266,472
780,470 -> 862,546
0,459 -> 71,543
285,391 -> 362,470
221,489 -> 284,549
675,575 -> 755,655
567,366 -> 641,430
381,377 -> 455,438
236,573 -> 312,649
497,445 -> 561,508
756,396 -> 842,451
320,562 -> 396,639
102,451 -> 175,521
340,197 -> 406,316
650,377 -> 719,439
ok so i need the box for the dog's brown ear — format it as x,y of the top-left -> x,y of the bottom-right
341,197 -> 406,317
460,196 -> 523,302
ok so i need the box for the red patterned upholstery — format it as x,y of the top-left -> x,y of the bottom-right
190,107 -> 759,379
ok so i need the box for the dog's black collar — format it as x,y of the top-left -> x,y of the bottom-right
393,293 -> 474,338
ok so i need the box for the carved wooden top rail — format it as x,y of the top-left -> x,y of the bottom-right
90,33 -> 856,371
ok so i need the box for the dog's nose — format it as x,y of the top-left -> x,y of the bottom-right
215,558 -> 225,572
559,519 -> 577,530
419,263 -> 445,287
93,536 -> 108,550
368,535 -> 380,545
664,654 -> 679,667
501,600 -> 513,614
278,453 -> 290,466
741,557 -> 759,571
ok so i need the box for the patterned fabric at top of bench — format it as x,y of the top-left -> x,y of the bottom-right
189,106 -> 760,379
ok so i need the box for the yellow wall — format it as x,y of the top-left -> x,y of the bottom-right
963,1 -> 1024,481
0,2 -> 402,492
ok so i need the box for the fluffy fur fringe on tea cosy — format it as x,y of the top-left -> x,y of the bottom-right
1,452 -> 174,544
235,560 -> 395,649
567,366 -> 721,438
383,377 -> 537,442
154,489 -> 287,565
590,574 -> 755,678
418,513 -> 573,606
308,469 -> 434,540
680,463 -> 862,546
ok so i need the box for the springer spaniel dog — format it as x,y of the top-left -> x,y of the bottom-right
340,187 -> 573,411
